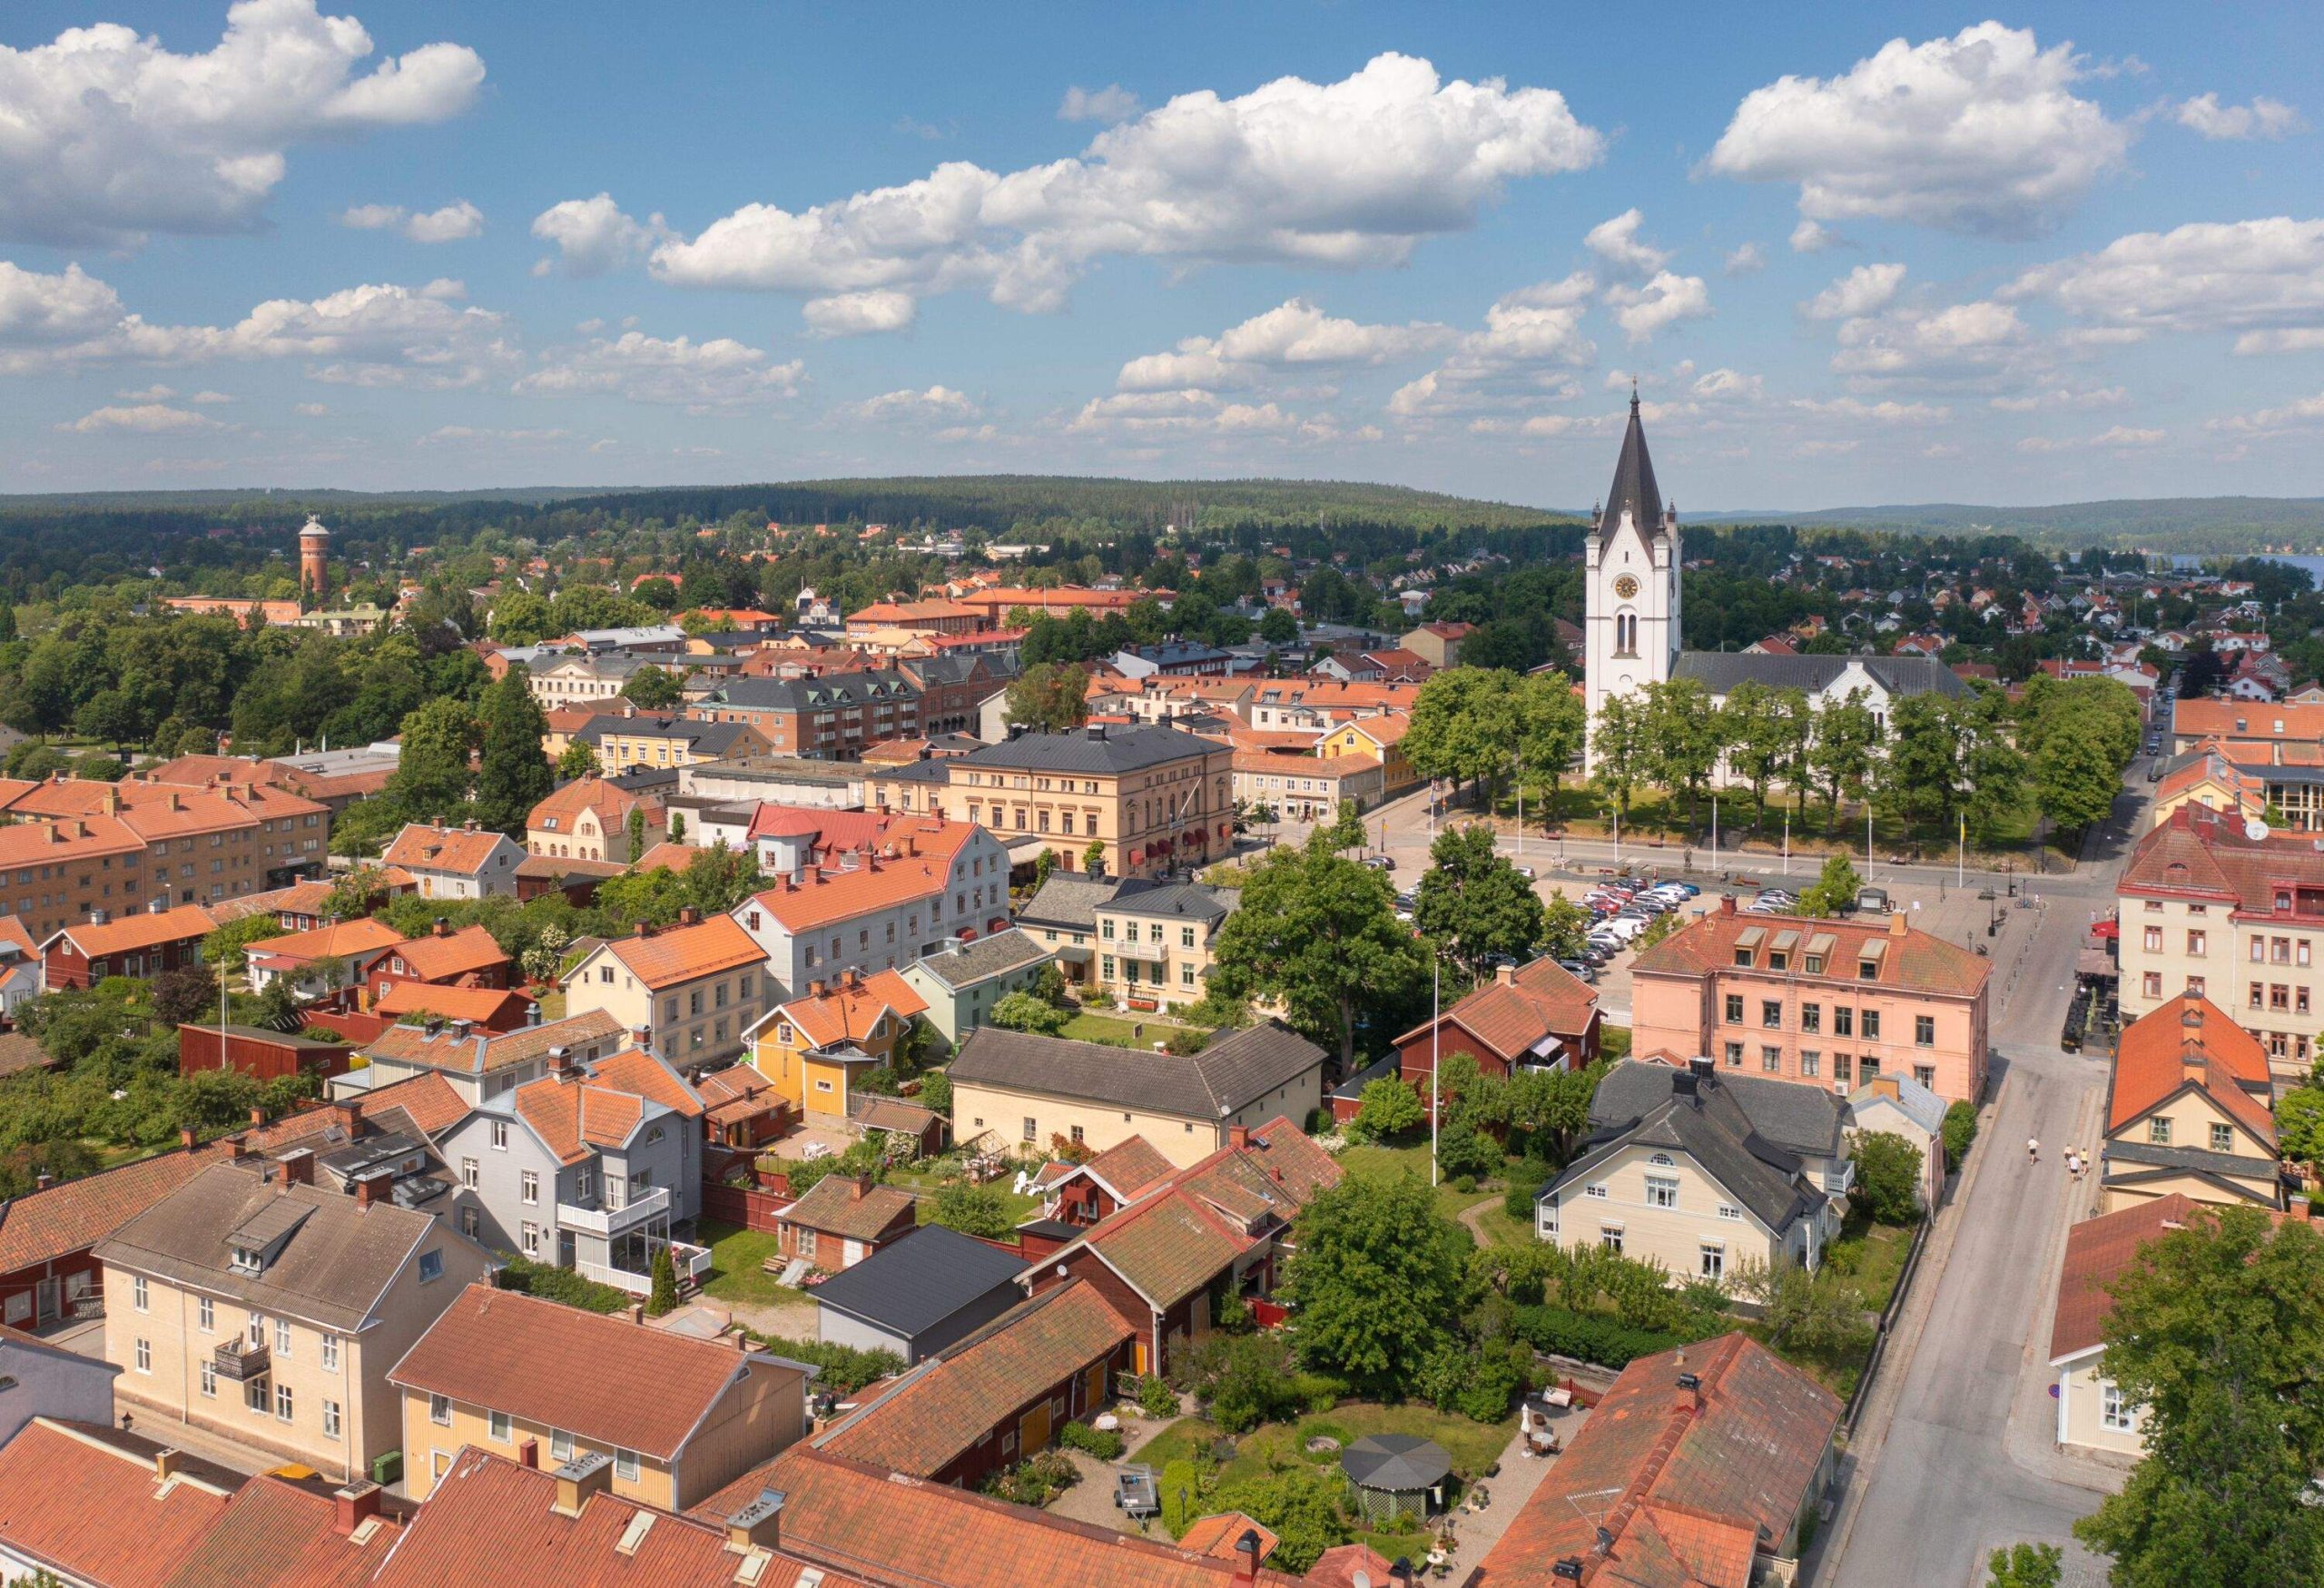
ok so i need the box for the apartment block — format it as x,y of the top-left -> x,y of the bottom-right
943,724 -> 1235,881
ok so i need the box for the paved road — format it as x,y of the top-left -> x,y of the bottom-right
1818,775 -> 2153,1588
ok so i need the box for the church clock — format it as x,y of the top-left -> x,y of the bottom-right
1611,574 -> 1639,599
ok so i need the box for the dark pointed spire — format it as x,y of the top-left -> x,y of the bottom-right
1597,389 -> 1662,540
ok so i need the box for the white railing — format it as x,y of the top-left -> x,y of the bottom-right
556,1185 -> 671,1236
575,1241 -> 712,1297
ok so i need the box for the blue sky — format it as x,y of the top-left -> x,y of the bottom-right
2,1 -> 2320,508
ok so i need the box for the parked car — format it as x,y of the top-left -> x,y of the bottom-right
1364,854 -> 1396,871
1512,864 -> 1537,881
1556,958 -> 1598,981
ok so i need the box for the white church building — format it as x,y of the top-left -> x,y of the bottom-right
1582,392 -> 1964,768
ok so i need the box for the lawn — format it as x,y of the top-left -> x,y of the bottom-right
1061,1011 -> 1187,1048
532,986 -> 567,1023
1137,1401 -> 1516,1490
696,1218 -> 812,1309
1827,1212 -> 1917,1313
1334,1142 -> 1501,1228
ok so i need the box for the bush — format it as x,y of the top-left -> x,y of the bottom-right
990,991 -> 1070,1036
1292,1372 -> 1346,1414
1161,1025 -> 1209,1057
1177,1331 -> 1300,1433
1347,1076 -> 1423,1143
1850,1130 -> 1925,1224
1502,1159 -> 1550,1220
1510,1305 -> 1687,1369
1435,1116 -> 1500,1181
930,1181 -> 1018,1239
1158,1458 -> 1203,1537
919,1070 -> 953,1116
760,1337 -> 905,1394
981,1449 -> 1079,1506
1451,1173 -> 1476,1195
1137,1375 -> 1179,1418
497,1254 -> 630,1314
1056,1420 -> 1126,1461
1942,1100 -> 1979,1173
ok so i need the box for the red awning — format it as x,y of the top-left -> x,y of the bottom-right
2090,919 -> 2120,941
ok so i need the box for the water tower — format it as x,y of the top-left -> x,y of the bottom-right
298,516 -> 330,597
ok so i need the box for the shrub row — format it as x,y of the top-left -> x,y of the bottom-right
1509,1304 -> 1685,1370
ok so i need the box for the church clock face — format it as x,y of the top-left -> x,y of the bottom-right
1612,574 -> 1640,599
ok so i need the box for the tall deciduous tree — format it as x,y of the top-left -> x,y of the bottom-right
1207,845 -> 1426,1070
1721,681 -> 1787,824
1286,1172 -> 1471,1397
384,697 -> 478,824
1411,824 -> 1545,980
1640,677 -> 1724,829
624,664 -> 682,710
1005,663 -> 1091,732
1403,667 -> 1517,804
1512,670 -> 1587,819
473,666 -> 555,836
1590,692 -> 1647,823
1809,690 -> 1880,830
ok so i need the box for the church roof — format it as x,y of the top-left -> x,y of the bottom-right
1672,652 -> 1969,700
1596,390 -> 1665,540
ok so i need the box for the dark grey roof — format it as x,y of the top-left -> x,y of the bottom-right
1019,874 -> 1137,932
1595,391 -> 1664,541
875,757 -> 951,785
963,723 -> 1219,775
1549,1071 -> 1826,1233
909,927 -> 1052,990
808,1224 -> 1027,1337
949,1020 -> 1327,1121
2102,1139 -> 2282,1191
1671,652 -> 1968,700
1101,880 -> 1236,924
1341,1434 -> 1451,1492
576,715 -> 761,755
1590,1060 -> 1844,1159
706,672 -> 921,711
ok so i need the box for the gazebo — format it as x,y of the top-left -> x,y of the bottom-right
1340,1434 -> 1452,1524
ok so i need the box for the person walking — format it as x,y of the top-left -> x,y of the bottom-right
2027,1137 -> 2040,1164
2064,1148 -> 2080,1179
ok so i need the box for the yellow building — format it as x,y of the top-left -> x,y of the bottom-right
937,723 -> 1235,881
95,1158 -> 495,1483
563,912 -> 768,1069
2099,995 -> 2284,1213
743,968 -> 925,1122
390,1282 -> 807,1509
1318,711 -> 1419,796
1090,880 -> 1236,1014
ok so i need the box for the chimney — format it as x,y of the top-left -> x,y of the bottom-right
1718,893 -> 1737,917
518,1437 -> 538,1470
34,1171 -> 53,1192
329,1100 -> 360,1134
1496,963 -> 1516,987
1888,911 -> 1908,938
734,1329 -> 752,1354
1675,1369 -> 1702,1414
354,1169 -> 390,1209
629,1301 -> 646,1326
1233,1530 -> 1262,1584
679,905 -> 699,926
547,1045 -> 575,1079
278,1148 -> 315,1188
845,966 -> 862,990
635,920 -> 657,939
847,1174 -> 869,1202
433,917 -> 452,938
180,1125 -> 198,1152
809,978 -> 826,999
1671,1066 -> 1699,1099
629,1027 -> 652,1053
1551,1562 -> 1585,1583
249,1105 -> 267,1128
448,1019 -> 472,1042
550,1452 -> 615,1517
724,1488 -> 787,1554
332,1481 -> 382,1536
153,1448 -> 185,1484
1227,1124 -> 1250,1150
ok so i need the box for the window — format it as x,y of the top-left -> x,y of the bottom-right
2101,1384 -> 2133,1432
1799,1050 -> 1821,1078
1915,1015 -> 1935,1047
1584,1183 -> 1608,1199
2187,930 -> 2207,955
522,1221 -> 541,1258
133,1275 -> 148,1312
1022,1117 -> 1038,1142
2148,1116 -> 2172,1145
1761,1000 -> 1783,1029
491,1119 -> 509,1150
2250,938 -> 2265,963
1834,1007 -> 1854,1038
1834,1052 -> 1854,1082
552,1429 -> 575,1463
1069,1124 -> 1085,1144
521,1170 -> 538,1206
245,1377 -> 268,1414
1724,994 -> 1743,1023
462,1158 -> 479,1189
489,1410 -> 512,1442
275,1318 -> 291,1356
321,1334 -> 339,1373
1768,951 -> 1788,972
1857,1009 -> 1879,1041
1800,1003 -> 1821,1034
1761,1045 -> 1782,1073
277,1383 -> 294,1422
615,1448 -> 641,1481
1600,1226 -> 1624,1254
248,1314 -> 265,1347
419,1250 -> 444,1283
199,1359 -> 216,1398
2250,981 -> 2266,1011
134,1336 -> 151,1374
431,1393 -> 453,1426
1699,1245 -> 1725,1281
2142,926 -> 2162,952
1717,1203 -> 1743,1220
1722,1041 -> 1742,1068
1644,1176 -> 1679,1209
323,1399 -> 341,1439
198,1295 -> 213,1333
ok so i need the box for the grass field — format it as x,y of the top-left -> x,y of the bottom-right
1138,1400 -> 1516,1492
1061,1011 -> 1189,1048
1334,1141 -> 1502,1228
696,1219 -> 812,1309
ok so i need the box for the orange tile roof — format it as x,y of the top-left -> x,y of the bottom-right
246,916 -> 407,962
604,913 -> 764,990
0,1419 -> 237,1587
1472,1334 -> 1840,1588
743,818 -> 982,933
633,839 -> 703,872
778,970 -> 927,1050
1396,958 -> 1599,1056
44,903 -> 221,960
1079,1136 -> 1177,1200
1630,906 -> 1992,1000
236,1071 -> 472,1149
780,1175 -> 917,1242
364,1008 -> 626,1077
2048,1193 -> 2211,1362
388,923 -> 510,982
0,813 -> 143,866
526,773 -> 662,835
2171,697 -> 2324,742
1230,750 -> 1380,779
7,774 -> 327,833
1178,1513 -> 1280,1563
156,1469 -> 403,1588
2106,994 -> 2276,1139
376,1447 -> 858,1588
382,822 -> 514,874
0,1142 -> 229,1276
817,1282 -> 1132,1477
372,981 -> 537,1026
389,1285 -> 803,1459
588,1047 -> 705,1119
513,1076 -> 649,1165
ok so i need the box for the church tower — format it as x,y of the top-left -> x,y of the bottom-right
1583,390 -> 1681,767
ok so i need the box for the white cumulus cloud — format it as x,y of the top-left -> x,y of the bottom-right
1709,23 -> 2130,236
1604,272 -> 1711,343
1584,209 -> 1669,275
2004,217 -> 2324,352
1830,300 -> 2029,380
514,331 -> 805,410
341,199 -> 484,242
1058,84 -> 1142,123
1388,274 -> 1597,419
1723,242 -> 1767,275
530,192 -> 671,277
2173,94 -> 2304,141
0,0 -> 483,247
802,290 -> 919,338
62,402 -> 219,434
1117,299 -> 1452,392
843,385 -> 980,422
2015,426 -> 2164,452
1805,262 -> 1905,321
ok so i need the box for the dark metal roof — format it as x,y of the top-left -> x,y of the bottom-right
1590,1060 -> 1844,1159
1548,1069 -> 1827,1234
1671,652 -> 1969,700
962,723 -> 1220,775
1596,390 -> 1664,542
807,1224 -> 1028,1337
949,1020 -> 1327,1120
707,672 -> 921,712
909,927 -> 1052,990
1341,1434 -> 1451,1492
1019,874 -> 1139,932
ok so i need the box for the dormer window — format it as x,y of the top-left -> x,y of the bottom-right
1733,950 -> 1754,968
230,1243 -> 264,1275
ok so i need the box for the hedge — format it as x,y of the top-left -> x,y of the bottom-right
1510,1305 -> 1685,1369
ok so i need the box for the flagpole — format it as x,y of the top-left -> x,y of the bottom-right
1430,951 -> 1441,1189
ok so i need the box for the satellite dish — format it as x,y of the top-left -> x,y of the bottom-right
2245,818 -> 2271,842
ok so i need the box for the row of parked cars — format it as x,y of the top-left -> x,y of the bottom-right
1571,878 -> 1705,973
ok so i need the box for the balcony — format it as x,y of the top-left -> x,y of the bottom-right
213,1339 -> 270,1382
576,1241 -> 712,1297
556,1185 -> 671,1237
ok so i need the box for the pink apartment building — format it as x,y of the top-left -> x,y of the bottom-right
1628,896 -> 1993,1105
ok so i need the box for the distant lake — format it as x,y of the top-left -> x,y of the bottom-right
2163,552 -> 2324,589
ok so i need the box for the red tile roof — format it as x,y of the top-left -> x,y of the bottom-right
0,1142 -> 225,1275
777,970 -> 926,1050
44,904 -> 221,960
602,913 -> 763,990
372,981 -> 537,1026
816,1281 -> 1130,1476
780,1175 -> 917,1242
0,1418 -> 237,1588
389,1285 -> 804,1461
513,1077 -> 648,1166
588,1047 -> 705,1119
1630,906 -> 1992,1000
246,917 -> 408,962
2107,993 -> 2275,1139
389,922 -> 511,983
1472,1334 -> 1840,1588
2048,1194 -> 2208,1363
526,773 -> 663,836
383,822 -> 514,875
1396,957 -> 1599,1057
157,1470 -> 403,1588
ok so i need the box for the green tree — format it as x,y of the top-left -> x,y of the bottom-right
384,697 -> 478,823
930,1182 -> 1018,1238
1258,607 -> 1300,646
624,665 -> 682,711
1726,1258 -> 1867,1356
202,913 -> 287,974
1540,894 -> 1590,961
1796,853 -> 1862,919
647,1246 -> 679,1317
1347,1077 -> 1423,1143
1960,688 -> 2032,844
1984,1544 -> 2063,1588
1878,694 -> 1961,831
1004,664 -> 1091,733
2275,1084 -> 2324,1168
1639,676 -> 1725,829
473,666 -> 555,835
556,738 -> 600,778
1511,669 -> 1587,820
487,588 -> 553,645
1411,824 -> 1544,979
1590,691 -> 1647,823
918,1068 -> 952,1116
151,963 -> 218,1029
1941,1099 -> 1979,1172
1403,667 -> 1517,805
1286,1171 -> 1471,1397
989,991 -> 1070,1036
1083,838 -> 1108,877
1310,797 -> 1367,856
1206,844 -> 1427,1070
1849,1130 -> 1925,1223
1210,1465 -> 1352,1574
2032,715 -> 2122,837
1720,680 -> 1788,822
1808,690 -> 1880,830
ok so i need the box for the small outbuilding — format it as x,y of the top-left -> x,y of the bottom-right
1340,1433 -> 1451,1524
